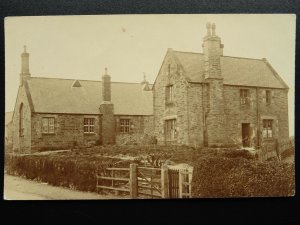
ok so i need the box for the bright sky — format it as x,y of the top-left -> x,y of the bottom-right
5,14 -> 296,136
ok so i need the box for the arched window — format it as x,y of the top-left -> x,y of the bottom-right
19,103 -> 24,136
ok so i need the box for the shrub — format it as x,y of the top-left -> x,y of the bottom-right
5,153 -> 133,193
191,153 -> 295,198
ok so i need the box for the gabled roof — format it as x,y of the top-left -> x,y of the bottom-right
26,77 -> 153,115
172,51 -> 289,89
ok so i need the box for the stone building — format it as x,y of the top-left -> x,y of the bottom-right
153,23 -> 289,148
11,23 -> 290,152
12,47 -> 153,153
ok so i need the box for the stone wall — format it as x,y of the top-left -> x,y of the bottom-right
153,51 -> 189,145
99,103 -> 115,145
31,113 -> 100,151
223,85 -> 289,147
205,79 -> 226,146
12,83 -> 32,153
187,83 -> 204,147
115,115 -> 154,145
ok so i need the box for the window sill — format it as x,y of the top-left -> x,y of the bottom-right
84,132 -> 96,135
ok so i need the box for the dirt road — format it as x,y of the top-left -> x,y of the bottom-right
4,174 -> 124,200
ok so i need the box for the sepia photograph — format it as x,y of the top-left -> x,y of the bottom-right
4,14 -> 296,200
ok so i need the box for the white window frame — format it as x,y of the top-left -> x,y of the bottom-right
120,119 -> 130,134
84,118 -> 95,134
262,119 -> 273,138
42,117 -> 55,134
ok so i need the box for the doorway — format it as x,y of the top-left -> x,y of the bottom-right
242,123 -> 250,147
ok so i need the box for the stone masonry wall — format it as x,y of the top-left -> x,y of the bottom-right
115,115 -> 154,145
223,85 -> 289,147
12,84 -> 32,153
153,51 -> 189,145
187,83 -> 204,147
31,113 -> 100,151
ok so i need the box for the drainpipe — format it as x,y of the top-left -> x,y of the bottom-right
256,87 -> 261,149
202,83 -> 209,147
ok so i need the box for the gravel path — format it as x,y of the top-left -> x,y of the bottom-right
4,174 -> 126,200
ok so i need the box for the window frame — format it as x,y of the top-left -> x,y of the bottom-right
240,89 -> 249,105
42,117 -> 55,134
165,84 -> 174,105
83,118 -> 95,134
262,119 -> 273,138
165,119 -> 177,141
266,90 -> 271,105
120,119 -> 130,134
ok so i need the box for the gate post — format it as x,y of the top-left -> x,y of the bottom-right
130,163 -> 138,199
178,170 -> 183,198
161,165 -> 169,198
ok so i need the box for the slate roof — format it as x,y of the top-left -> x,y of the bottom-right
26,77 -> 153,115
173,51 -> 288,89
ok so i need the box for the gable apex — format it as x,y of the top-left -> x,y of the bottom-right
72,80 -> 82,87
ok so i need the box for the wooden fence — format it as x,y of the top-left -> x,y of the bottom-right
96,164 -> 193,199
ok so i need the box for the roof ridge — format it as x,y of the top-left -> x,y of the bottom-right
221,55 -> 264,61
173,50 -> 203,55
30,76 -> 152,85
173,50 -> 264,61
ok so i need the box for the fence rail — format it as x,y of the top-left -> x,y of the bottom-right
96,164 -> 193,199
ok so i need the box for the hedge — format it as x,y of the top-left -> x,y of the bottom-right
5,146 -> 295,197
5,153 -> 134,193
191,153 -> 295,197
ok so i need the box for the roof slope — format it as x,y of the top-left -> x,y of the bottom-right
173,51 -> 288,89
26,77 -> 153,115
5,111 -> 13,125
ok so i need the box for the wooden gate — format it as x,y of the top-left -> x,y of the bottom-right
96,163 -> 193,199
168,169 -> 179,198
137,167 -> 162,199
168,168 -> 192,198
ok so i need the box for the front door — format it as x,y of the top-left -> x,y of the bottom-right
242,123 -> 250,147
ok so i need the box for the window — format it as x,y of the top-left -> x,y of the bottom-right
165,119 -> 176,141
19,104 -> 24,137
165,85 -> 174,104
263,119 -> 273,138
120,119 -> 130,134
240,89 -> 249,105
266,90 -> 271,104
42,117 -> 55,133
84,118 -> 95,133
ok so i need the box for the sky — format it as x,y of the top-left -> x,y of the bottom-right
5,14 -> 296,136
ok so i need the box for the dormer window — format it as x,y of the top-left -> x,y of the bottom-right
165,85 -> 174,105
72,80 -> 82,87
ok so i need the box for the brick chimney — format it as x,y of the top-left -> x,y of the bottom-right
99,68 -> 115,144
202,22 -> 224,79
20,45 -> 31,86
